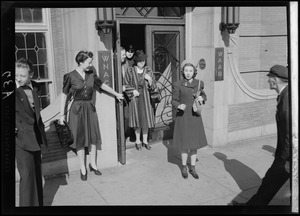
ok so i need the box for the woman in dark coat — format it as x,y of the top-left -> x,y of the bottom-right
172,59 -> 208,179
59,50 -> 123,181
124,50 -> 156,151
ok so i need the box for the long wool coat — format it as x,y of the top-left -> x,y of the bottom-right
124,66 -> 156,129
172,79 -> 208,151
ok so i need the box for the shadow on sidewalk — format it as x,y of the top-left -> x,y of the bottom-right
213,152 -> 262,205
262,145 -> 275,156
42,147 -> 75,206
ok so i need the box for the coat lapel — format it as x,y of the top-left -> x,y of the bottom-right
16,87 -> 34,116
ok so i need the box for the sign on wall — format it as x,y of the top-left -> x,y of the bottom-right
98,50 -> 113,88
215,47 -> 224,81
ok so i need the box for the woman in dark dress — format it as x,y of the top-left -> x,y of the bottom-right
59,50 -> 123,181
172,59 -> 208,179
123,50 -> 156,151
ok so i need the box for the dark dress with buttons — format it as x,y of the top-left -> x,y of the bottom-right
63,69 -> 103,150
172,79 -> 208,151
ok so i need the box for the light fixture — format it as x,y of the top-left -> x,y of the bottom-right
220,7 -> 240,34
95,8 -> 115,34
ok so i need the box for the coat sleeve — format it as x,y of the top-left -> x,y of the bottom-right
146,67 -> 157,91
124,67 -> 136,90
172,81 -> 180,109
280,92 -> 290,161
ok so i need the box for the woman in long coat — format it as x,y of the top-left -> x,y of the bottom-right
59,50 -> 123,181
124,50 -> 156,151
172,59 -> 208,179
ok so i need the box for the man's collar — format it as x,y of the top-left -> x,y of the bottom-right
16,81 -> 33,90
278,85 -> 288,95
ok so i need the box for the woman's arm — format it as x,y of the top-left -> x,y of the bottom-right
59,93 -> 67,124
100,83 -> 124,101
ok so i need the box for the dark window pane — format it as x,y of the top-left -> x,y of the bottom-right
38,65 -> 48,79
15,8 -> 22,22
25,33 -> 35,49
16,50 -> 27,60
15,33 -> 26,49
40,82 -> 49,95
32,8 -> 43,23
41,96 -> 50,109
27,50 -> 37,64
36,33 -> 46,48
32,66 -> 38,79
37,49 -> 47,65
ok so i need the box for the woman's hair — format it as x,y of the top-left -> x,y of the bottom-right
181,63 -> 197,79
75,50 -> 93,65
16,58 -> 34,73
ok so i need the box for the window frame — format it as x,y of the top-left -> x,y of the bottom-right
15,8 -> 56,107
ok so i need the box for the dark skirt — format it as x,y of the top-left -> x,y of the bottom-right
173,106 -> 207,151
68,100 -> 102,150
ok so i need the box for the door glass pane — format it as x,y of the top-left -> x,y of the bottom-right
153,32 -> 180,81
152,31 -> 180,126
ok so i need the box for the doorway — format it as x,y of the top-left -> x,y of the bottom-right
120,24 -> 145,53
115,22 -> 185,164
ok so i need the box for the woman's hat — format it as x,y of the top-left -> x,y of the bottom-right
180,58 -> 198,70
133,50 -> 148,62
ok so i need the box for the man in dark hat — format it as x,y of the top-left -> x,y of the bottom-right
232,64 -> 290,206
125,45 -> 135,67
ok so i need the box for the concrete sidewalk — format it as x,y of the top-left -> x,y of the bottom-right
15,134 -> 290,207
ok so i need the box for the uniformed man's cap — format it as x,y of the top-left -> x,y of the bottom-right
267,65 -> 288,79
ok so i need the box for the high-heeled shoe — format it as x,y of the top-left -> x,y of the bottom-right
142,142 -> 151,150
135,143 -> 142,151
89,164 -> 102,175
80,169 -> 87,181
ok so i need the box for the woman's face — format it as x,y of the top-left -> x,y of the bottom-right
126,51 -> 134,59
183,65 -> 194,80
137,60 -> 145,68
80,57 -> 93,71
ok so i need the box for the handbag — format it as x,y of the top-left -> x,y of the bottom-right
192,80 -> 202,116
53,119 -> 74,148
124,87 -> 135,100
150,87 -> 161,103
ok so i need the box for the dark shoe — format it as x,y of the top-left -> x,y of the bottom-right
135,143 -> 142,151
80,170 -> 87,181
181,166 -> 188,179
89,164 -> 102,175
142,143 -> 151,150
189,168 -> 199,179
232,200 -> 246,206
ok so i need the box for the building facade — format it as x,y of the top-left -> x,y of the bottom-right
15,6 -> 288,176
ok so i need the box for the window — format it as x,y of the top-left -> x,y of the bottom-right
15,8 -> 54,109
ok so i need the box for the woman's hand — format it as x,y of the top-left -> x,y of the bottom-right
144,74 -> 152,82
115,93 -> 124,102
178,104 -> 186,110
196,96 -> 204,104
133,90 -> 140,97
